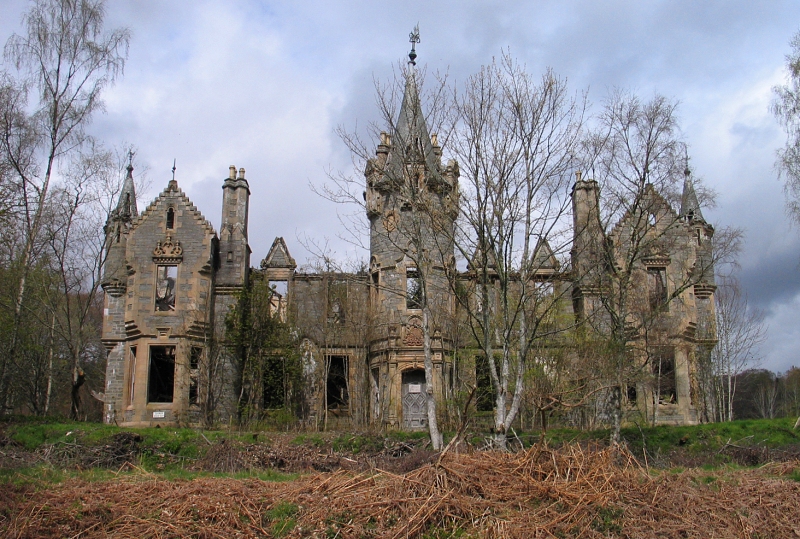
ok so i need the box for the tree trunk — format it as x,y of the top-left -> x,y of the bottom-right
422,305 -> 442,451
70,366 -> 85,420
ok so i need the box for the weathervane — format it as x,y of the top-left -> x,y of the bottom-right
172,159 -> 176,181
408,24 -> 420,65
127,149 -> 134,172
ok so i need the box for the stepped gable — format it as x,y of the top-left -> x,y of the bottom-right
132,179 -> 216,236
260,237 -> 297,269
608,183 -> 681,241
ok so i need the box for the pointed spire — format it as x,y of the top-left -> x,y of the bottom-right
679,165 -> 704,222
115,155 -> 138,218
386,26 -> 438,176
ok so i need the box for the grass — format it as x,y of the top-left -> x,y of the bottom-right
264,501 -> 299,537
543,417 -> 800,455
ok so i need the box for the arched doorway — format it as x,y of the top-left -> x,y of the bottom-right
402,369 -> 427,429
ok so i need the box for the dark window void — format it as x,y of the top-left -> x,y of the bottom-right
326,355 -> 349,409
148,346 -> 175,403
189,347 -> 202,405
648,267 -> 667,311
406,266 -> 421,309
166,207 -> 175,229
652,347 -> 676,404
476,355 -> 496,412
155,266 -> 177,311
627,384 -> 637,404
262,356 -> 287,409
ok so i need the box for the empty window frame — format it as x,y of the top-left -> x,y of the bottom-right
475,355 -> 496,412
127,346 -> 137,406
406,266 -> 421,309
155,265 -> 177,311
328,279 -> 347,325
166,207 -> 175,229
652,347 -> 677,404
148,346 -> 176,403
269,280 -> 288,320
189,346 -> 202,405
326,355 -> 349,409
647,267 -> 667,311
262,355 -> 287,409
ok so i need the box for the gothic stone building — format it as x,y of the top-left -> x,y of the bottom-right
101,64 -> 717,430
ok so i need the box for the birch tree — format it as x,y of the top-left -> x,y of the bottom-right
712,274 -> 767,421
0,0 -> 129,411
445,55 -> 585,448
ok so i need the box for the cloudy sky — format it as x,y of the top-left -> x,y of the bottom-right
3,0 -> 799,373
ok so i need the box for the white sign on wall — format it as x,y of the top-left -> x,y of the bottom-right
408,384 -> 421,393
152,411 -> 165,419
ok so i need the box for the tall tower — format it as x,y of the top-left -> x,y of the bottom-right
570,171 -> 603,320
212,166 -> 251,421
217,166 -> 250,288
680,166 -> 716,338
364,32 -> 459,428
101,161 -> 138,423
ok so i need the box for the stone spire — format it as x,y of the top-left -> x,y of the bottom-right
102,157 -> 138,291
385,27 -> 439,178
679,165 -> 704,222
115,159 -> 138,219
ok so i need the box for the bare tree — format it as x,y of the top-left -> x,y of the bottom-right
579,91 -> 737,442
772,30 -> 800,224
711,275 -> 767,421
0,0 -> 129,412
445,54 -> 585,448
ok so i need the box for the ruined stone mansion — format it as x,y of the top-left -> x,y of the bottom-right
100,55 -> 717,431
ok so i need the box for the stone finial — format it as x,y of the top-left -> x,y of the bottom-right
431,133 -> 438,147
238,168 -> 245,180
229,165 -> 236,179
576,170 -> 582,182
381,132 -> 391,146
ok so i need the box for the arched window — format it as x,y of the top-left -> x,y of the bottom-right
166,207 -> 175,229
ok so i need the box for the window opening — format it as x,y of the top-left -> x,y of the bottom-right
476,355 -> 496,412
166,207 -> 175,229
647,267 -> 667,311
535,281 -> 554,297
227,251 -> 233,262
653,348 -> 676,404
148,346 -> 175,403
269,280 -> 288,320
189,347 -> 202,405
627,384 -> 637,405
371,368 -> 380,419
155,266 -> 177,311
262,356 -> 287,409
328,279 -> 347,325
326,355 -> 349,409
406,266 -> 421,309
127,347 -> 137,406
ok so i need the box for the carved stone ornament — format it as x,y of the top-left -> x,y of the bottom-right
153,234 -> 183,263
383,211 -> 398,232
403,317 -> 424,347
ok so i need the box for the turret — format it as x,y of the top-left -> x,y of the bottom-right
102,161 -> 138,293
217,165 -> 250,287
680,166 -> 716,293
571,171 -> 602,283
